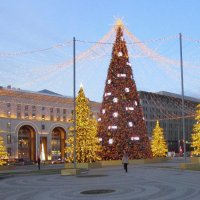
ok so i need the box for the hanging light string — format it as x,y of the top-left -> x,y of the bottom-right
0,24 -> 199,99
0,41 -> 72,58
142,92 -> 197,122
146,114 -> 197,122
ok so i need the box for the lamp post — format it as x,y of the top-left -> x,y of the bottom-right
73,37 -> 77,169
179,33 -> 186,162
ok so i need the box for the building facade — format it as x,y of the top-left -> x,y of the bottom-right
0,86 -> 199,161
0,87 -> 100,162
139,91 -> 200,152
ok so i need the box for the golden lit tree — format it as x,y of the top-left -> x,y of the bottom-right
65,86 -> 101,163
191,104 -> 200,156
97,19 -> 152,160
151,121 -> 168,157
0,136 -> 8,165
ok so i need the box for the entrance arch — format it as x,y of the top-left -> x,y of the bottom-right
18,125 -> 36,161
51,127 -> 66,160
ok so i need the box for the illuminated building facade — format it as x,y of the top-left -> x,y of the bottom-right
0,85 -> 199,161
0,86 -> 100,161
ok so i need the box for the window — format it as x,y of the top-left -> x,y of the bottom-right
42,107 -> 45,111
7,135 -> 11,144
50,115 -> 54,121
63,116 -> 66,122
25,105 -> 29,111
57,108 -> 60,114
17,104 -> 21,111
63,109 -> 66,114
7,122 -> 11,128
32,106 -> 36,111
7,111 -> 11,117
7,103 -> 11,108
7,147 -> 11,156
32,113 -> 36,119
57,116 -> 60,121
25,113 -> 29,119
41,124 -> 45,130
17,112 -> 21,119
42,115 -> 45,120
50,108 -> 53,113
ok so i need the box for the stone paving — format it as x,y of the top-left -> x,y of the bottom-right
0,160 -> 200,200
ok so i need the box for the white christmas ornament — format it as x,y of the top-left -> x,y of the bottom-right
113,98 -> 118,103
99,138 -> 102,142
108,125 -> 117,130
105,92 -> 111,97
128,122 -> 133,127
120,36 -> 124,41
126,107 -> 134,111
102,109 -> 105,114
127,62 -> 131,66
134,101 -> 138,106
109,138 -> 113,144
98,118 -> 101,122
125,88 -> 130,92
118,52 -> 123,57
113,112 -> 118,117
131,136 -> 140,141
107,79 -> 111,84
117,74 -> 126,77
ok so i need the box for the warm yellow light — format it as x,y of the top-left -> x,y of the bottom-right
151,120 -> 168,157
191,104 -> 200,156
65,87 -> 101,163
80,82 -> 83,88
115,18 -> 124,28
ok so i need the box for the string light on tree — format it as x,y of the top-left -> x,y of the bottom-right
191,104 -> 200,156
151,121 -> 168,157
97,19 -> 152,160
0,136 -> 8,166
65,86 -> 101,163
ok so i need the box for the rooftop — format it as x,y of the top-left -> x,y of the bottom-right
157,91 -> 200,103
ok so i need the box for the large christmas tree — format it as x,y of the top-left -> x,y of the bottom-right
191,104 -> 200,156
97,20 -> 152,160
65,86 -> 101,163
0,136 -> 8,165
151,121 -> 168,157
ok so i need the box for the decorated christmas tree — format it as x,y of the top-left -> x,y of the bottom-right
65,86 -> 101,163
151,121 -> 168,157
0,136 -> 8,165
97,20 -> 152,160
191,104 -> 200,156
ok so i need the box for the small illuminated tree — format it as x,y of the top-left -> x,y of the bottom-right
151,121 -> 168,157
191,104 -> 200,156
65,86 -> 101,163
0,136 -> 8,165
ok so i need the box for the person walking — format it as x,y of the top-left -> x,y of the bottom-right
37,157 -> 41,170
122,151 -> 129,173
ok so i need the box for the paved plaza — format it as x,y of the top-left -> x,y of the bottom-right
0,160 -> 200,200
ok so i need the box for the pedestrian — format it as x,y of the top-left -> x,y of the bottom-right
37,157 -> 41,170
122,151 -> 129,173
